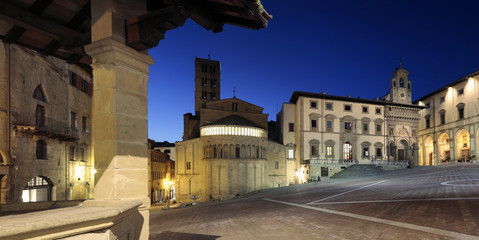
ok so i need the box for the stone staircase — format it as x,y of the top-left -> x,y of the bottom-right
330,164 -> 385,179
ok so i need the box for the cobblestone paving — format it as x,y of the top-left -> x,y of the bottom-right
150,164 -> 479,240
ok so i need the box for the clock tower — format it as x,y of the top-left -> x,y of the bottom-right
390,62 -> 412,104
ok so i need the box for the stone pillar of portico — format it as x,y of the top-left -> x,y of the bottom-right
85,1 -> 152,239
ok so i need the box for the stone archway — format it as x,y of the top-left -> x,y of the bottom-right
22,176 -> 53,202
438,133 -> 450,164
424,136 -> 434,166
455,129 -> 470,162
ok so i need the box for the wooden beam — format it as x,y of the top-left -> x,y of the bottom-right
126,4 -> 189,51
41,39 -> 60,55
66,2 -> 90,30
29,0 -> 54,15
0,1 -> 83,42
3,25 -> 26,43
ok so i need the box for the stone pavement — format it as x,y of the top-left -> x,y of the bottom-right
150,164 -> 479,240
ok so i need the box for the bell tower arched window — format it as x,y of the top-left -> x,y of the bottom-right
399,78 -> 404,88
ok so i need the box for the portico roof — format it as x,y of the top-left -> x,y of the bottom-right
0,0 -> 271,69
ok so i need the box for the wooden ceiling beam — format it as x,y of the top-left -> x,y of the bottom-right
0,1 -> 83,42
29,0 -> 54,15
3,25 -> 26,44
66,2 -> 90,30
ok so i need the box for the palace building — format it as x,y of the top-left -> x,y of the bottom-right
175,58 -> 297,203
277,65 -> 424,181
415,71 -> 479,165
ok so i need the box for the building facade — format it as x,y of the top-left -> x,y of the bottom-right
278,66 -> 423,180
0,43 -> 93,203
148,139 -> 175,203
176,57 -> 296,203
415,71 -> 479,165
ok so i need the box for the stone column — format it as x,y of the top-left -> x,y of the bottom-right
85,1 -> 152,239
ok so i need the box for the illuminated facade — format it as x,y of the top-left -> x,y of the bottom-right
278,66 -> 423,180
148,139 -> 175,203
176,58 -> 297,203
0,43 -> 93,203
415,71 -> 479,165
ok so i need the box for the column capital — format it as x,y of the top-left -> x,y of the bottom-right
85,37 -> 154,73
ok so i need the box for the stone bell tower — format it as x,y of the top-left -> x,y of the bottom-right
390,61 -> 412,104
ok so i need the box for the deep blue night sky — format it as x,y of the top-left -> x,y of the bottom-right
147,0 -> 479,143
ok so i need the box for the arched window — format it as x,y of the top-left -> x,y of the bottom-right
399,78 -> 404,88
33,85 -> 46,102
23,176 -> 53,202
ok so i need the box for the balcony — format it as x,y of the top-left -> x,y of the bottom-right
12,112 -> 79,141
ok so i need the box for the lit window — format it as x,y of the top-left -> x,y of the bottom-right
363,147 -> 369,157
343,142 -> 352,160
326,146 -> 333,156
288,149 -> 294,158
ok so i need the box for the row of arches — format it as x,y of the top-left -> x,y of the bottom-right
203,144 -> 266,160
422,128 -> 476,165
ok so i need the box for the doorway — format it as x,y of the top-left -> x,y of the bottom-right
398,149 -> 405,160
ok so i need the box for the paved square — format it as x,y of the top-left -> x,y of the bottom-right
150,165 -> 479,239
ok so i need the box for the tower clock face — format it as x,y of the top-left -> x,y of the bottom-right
400,93 -> 405,97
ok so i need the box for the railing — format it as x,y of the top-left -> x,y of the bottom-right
309,159 -> 355,165
12,112 -> 79,141
371,159 -> 409,166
